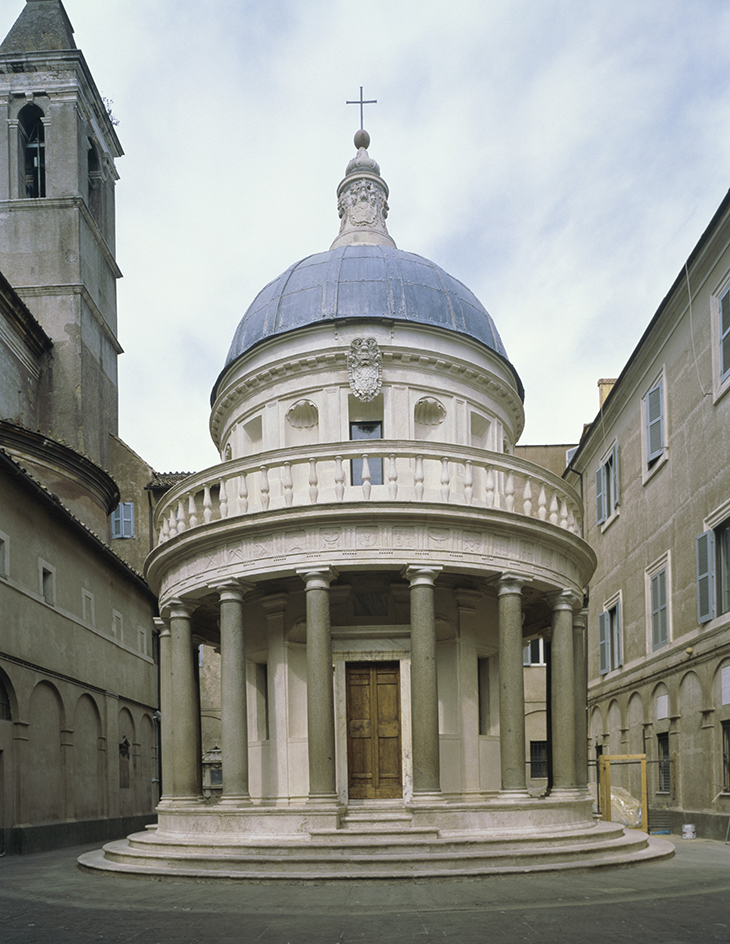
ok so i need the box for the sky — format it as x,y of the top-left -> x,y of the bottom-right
4,0 -> 730,473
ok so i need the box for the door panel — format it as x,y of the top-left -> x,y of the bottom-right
346,661 -> 402,799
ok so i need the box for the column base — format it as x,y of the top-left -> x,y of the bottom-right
498,789 -> 530,801
218,795 -> 252,808
157,795 -> 204,810
306,792 -> 340,806
409,790 -> 445,804
548,786 -> 584,799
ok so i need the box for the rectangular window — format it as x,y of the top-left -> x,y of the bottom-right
111,502 -> 135,539
254,663 -> 269,741
650,568 -> 668,650
112,610 -> 123,640
696,517 -> 730,623
530,740 -> 548,779
522,639 -> 545,665
478,657 -> 490,735
0,531 -> 8,578
598,598 -> 622,675
39,561 -> 55,606
645,377 -> 665,467
720,289 -> 730,384
595,442 -> 619,525
350,421 -> 383,486
657,733 -> 670,793
722,721 -> 730,792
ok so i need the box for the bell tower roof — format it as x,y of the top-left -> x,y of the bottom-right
0,0 -> 76,55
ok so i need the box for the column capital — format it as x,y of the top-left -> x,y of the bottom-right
497,573 -> 524,597
454,588 -> 482,611
259,592 -> 289,615
153,616 -> 168,635
163,598 -> 195,620
548,588 -> 582,612
404,565 -> 442,588
572,607 -> 589,632
297,566 -> 338,591
212,579 -> 253,604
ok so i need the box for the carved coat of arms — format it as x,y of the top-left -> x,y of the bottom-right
348,337 -> 382,402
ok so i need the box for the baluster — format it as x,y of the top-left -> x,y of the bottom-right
559,497 -> 569,529
239,472 -> 248,515
522,477 -> 532,517
176,499 -> 187,533
168,509 -> 177,538
158,516 -> 170,545
415,455 -> 424,501
441,457 -> 450,502
261,466 -> 270,510
486,467 -> 495,508
538,484 -> 547,521
505,471 -> 515,512
283,462 -> 293,507
203,486 -> 213,524
549,491 -> 559,525
309,458 -> 318,504
464,460 -> 473,505
335,456 -> 345,502
388,455 -> 398,500
188,493 -> 198,529
361,454 -> 372,500
219,479 -> 228,519
567,505 -> 576,533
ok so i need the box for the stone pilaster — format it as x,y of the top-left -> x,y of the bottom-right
405,565 -> 442,797
454,588 -> 482,796
498,575 -> 528,795
167,600 -> 201,801
550,590 -> 579,793
216,582 -> 251,805
261,592 -> 290,800
298,568 -> 337,801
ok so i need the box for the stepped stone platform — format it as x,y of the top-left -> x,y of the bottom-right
78,801 -> 674,880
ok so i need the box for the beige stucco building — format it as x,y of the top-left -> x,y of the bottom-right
0,0 -> 159,853
566,187 -> 730,839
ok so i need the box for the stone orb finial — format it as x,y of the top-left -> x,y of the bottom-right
354,128 -> 370,150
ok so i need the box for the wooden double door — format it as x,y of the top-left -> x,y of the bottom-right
346,661 -> 402,799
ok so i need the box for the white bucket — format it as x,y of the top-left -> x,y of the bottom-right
682,824 -> 696,839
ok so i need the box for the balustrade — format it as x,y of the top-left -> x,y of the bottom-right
153,442 -> 584,546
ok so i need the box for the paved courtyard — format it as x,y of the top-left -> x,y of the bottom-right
1,835 -> 729,943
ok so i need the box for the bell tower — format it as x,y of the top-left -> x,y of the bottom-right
0,0 -> 123,468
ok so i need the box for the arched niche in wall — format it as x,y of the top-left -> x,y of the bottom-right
414,397 -> 446,442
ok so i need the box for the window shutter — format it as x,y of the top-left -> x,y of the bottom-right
122,502 -> 134,538
523,645 -> 530,666
651,569 -> 668,649
598,612 -> 609,674
646,381 -> 664,463
595,466 -> 606,525
697,531 -> 715,623
610,442 -> 619,512
615,600 -> 622,667
111,505 -> 122,539
721,292 -> 730,381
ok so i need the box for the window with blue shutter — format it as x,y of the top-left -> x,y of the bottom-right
651,568 -> 668,650
112,502 -> 135,539
595,442 -> 619,526
646,380 -> 664,465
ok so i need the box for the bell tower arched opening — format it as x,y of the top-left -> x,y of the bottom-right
18,103 -> 45,198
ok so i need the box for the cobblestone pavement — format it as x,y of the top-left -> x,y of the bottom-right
1,836 -> 729,943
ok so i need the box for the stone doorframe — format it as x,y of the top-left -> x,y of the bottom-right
332,627 -> 413,805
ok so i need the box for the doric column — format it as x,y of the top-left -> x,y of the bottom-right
216,582 -> 251,805
550,590 -> 579,792
167,600 -> 201,801
261,592 -> 290,801
156,617 -> 173,801
405,565 -> 442,797
498,574 -> 528,795
573,607 -> 589,791
299,568 -> 337,801
454,588 -> 483,796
